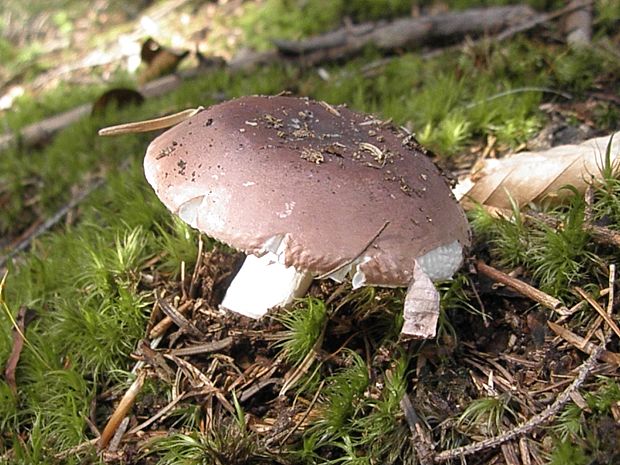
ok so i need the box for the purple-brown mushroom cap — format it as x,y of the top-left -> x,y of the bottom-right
144,95 -> 470,286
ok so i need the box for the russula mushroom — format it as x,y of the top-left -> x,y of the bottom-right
102,95 -> 470,338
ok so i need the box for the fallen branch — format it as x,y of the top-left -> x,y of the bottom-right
0,4 -> 544,154
273,5 -> 535,66
493,0 -> 593,43
433,339 -> 606,462
0,66 -> 213,153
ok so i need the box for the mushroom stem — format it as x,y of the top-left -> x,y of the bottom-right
221,253 -> 314,319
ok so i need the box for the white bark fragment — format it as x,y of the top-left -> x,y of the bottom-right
401,260 -> 440,339
220,252 -> 313,319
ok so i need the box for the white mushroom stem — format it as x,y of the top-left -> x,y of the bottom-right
221,252 -> 314,319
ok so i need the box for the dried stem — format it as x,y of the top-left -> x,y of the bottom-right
476,260 -> 569,315
98,370 -> 147,450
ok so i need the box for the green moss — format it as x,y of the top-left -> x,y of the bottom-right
276,297 -> 327,365
2,2 -> 620,461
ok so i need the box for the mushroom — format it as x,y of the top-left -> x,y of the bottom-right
102,95 -> 470,338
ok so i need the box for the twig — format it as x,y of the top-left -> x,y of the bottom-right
54,438 -> 99,460
401,392 -> 434,465
149,299 -> 196,339
167,336 -> 234,356
158,298 -> 204,338
575,287 -> 620,340
494,0 -> 594,42
464,87 -> 572,109
548,321 -> 620,365
127,392 -> 188,435
164,354 -> 234,413
239,377 -> 282,402
4,306 -> 32,394
278,379 -> 325,445
189,235 -> 204,298
108,416 -> 130,452
424,0 -> 593,60
607,264 -> 615,316
0,177 -> 105,270
98,370 -> 147,450
586,224 -> 620,248
434,339 -> 606,462
476,260 -> 570,315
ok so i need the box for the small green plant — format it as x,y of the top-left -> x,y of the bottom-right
490,198 -> 531,269
529,192 -> 593,296
276,297 -> 327,364
146,396 -> 271,465
592,135 -> 620,228
552,402 -> 585,440
316,351 -> 369,435
351,354 -> 413,464
548,439 -> 589,465
458,393 -> 517,437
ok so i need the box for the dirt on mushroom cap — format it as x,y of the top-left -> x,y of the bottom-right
144,95 -> 470,286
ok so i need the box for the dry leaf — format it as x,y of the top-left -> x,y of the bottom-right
91,88 -> 144,116
138,37 -> 190,85
455,132 -> 620,209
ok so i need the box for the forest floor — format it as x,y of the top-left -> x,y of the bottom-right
1,1 -> 619,464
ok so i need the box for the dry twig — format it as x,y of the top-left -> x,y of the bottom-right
548,321 -> 620,365
4,306 -> 33,395
98,370 -> 147,450
434,339 -> 606,462
476,260 -> 570,315
0,177 -> 105,270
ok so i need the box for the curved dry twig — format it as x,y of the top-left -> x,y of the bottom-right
433,340 -> 606,462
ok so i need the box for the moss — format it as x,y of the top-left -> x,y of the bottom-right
2,1 -> 620,461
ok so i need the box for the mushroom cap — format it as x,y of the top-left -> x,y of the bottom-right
144,95 -> 470,286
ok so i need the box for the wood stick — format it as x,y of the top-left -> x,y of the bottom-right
548,321 -> 620,365
476,260 -> 570,315
148,300 -> 193,339
575,287 -> 620,341
274,5 -> 535,66
401,392 -> 434,465
98,370 -> 146,450
0,5 -> 540,154
0,177 -> 104,269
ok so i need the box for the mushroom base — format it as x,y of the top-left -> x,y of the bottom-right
220,252 -> 314,319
